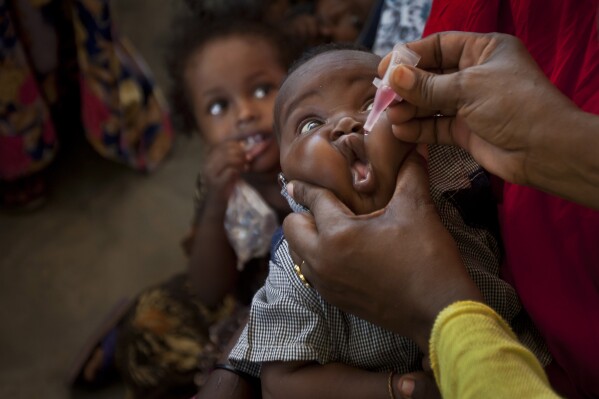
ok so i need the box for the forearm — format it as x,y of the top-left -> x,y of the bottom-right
528,107 -> 599,210
198,320 -> 259,399
189,193 -> 238,306
430,301 -> 559,399
196,369 -> 260,399
261,361 -> 392,399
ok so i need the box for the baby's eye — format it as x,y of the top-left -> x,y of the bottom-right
208,100 -> 228,116
363,98 -> 374,112
299,119 -> 322,135
254,84 -> 274,99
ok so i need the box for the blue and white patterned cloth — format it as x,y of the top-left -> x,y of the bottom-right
372,0 -> 433,56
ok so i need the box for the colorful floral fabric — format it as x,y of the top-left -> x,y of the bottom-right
0,0 -> 172,181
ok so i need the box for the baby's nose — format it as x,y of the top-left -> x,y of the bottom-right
331,116 -> 363,140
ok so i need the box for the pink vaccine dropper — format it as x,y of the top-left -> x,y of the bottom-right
364,44 -> 421,133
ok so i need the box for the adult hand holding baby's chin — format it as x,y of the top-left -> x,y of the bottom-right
283,150 -> 483,353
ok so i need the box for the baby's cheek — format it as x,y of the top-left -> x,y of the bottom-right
282,138 -> 346,191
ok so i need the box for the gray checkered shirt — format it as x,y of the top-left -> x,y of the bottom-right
229,145 -> 551,377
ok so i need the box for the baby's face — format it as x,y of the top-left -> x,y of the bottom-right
277,50 -> 415,215
185,35 -> 286,173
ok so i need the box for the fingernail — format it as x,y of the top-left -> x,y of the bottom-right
399,378 -> 415,397
286,182 -> 294,197
393,65 -> 416,90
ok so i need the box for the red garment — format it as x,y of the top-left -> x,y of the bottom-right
423,1 -> 599,398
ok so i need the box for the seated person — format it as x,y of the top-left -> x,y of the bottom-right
228,44 -> 551,398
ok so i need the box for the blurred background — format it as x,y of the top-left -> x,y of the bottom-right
0,1 -> 199,397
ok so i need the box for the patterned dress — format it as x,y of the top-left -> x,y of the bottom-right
0,0 -> 172,183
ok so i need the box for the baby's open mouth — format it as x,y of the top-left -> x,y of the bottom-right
352,160 -> 370,184
337,134 -> 375,193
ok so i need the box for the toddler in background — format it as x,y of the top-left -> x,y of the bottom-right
71,13 -> 301,399
229,44 -> 551,398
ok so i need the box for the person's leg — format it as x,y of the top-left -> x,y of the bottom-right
68,297 -> 132,388
115,273 -> 250,399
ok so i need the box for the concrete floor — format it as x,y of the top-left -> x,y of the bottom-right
0,1 -> 198,398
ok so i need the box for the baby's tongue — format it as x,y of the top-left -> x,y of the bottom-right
352,160 -> 369,184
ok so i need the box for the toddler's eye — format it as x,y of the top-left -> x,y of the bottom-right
208,100 -> 227,116
363,99 -> 374,112
254,84 -> 274,99
299,119 -> 322,135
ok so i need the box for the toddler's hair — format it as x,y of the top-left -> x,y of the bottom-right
166,13 -> 301,136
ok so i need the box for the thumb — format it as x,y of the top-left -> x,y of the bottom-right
386,150 -> 432,217
396,372 -> 441,399
390,64 -> 461,114
287,180 -> 354,223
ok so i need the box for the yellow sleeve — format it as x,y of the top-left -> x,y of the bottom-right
429,301 -> 560,399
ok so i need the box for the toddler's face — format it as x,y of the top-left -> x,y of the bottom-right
185,36 -> 286,173
277,50 -> 415,215
315,0 -> 373,43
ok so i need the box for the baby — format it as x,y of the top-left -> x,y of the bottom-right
229,44 -> 551,398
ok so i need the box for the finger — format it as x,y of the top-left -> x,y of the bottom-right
396,372 -> 441,399
389,64 -> 462,113
392,117 -> 518,182
208,146 -> 248,174
405,32 -> 496,71
284,180 -> 355,281
378,51 -> 393,78
282,212 -> 319,267
287,247 -> 303,267
378,47 -> 460,81
207,141 -> 246,161
286,180 -> 354,227
386,101 -> 456,125
386,150 -> 431,212
390,115 -> 466,146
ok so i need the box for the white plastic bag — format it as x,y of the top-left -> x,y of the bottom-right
224,180 -> 278,270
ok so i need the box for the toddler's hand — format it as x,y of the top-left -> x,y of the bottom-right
201,140 -> 248,202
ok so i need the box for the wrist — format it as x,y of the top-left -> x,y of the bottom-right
388,371 -> 398,399
528,106 -> 599,208
194,182 -> 229,223
414,279 -> 484,355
